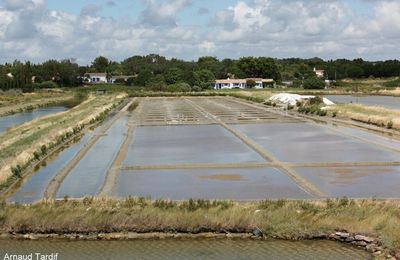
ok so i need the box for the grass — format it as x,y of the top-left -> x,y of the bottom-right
127,100 -> 140,112
0,90 -> 75,116
0,93 -> 126,186
326,104 -> 400,130
0,198 -> 399,255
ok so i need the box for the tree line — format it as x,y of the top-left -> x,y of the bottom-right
1,55 -> 400,91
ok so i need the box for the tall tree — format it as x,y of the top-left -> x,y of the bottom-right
91,56 -> 110,72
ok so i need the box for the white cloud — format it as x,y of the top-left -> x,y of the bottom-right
0,0 -> 399,64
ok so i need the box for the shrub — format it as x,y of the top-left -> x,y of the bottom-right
166,82 -> 191,92
40,145 -> 47,155
387,120 -> 393,129
303,77 -> 325,89
38,81 -> 58,89
33,151 -> 40,160
11,165 -> 23,178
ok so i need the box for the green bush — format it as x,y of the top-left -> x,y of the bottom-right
11,165 -> 22,178
166,82 -> 191,92
303,77 -> 325,89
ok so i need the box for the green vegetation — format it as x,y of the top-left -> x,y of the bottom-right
383,78 -> 400,88
0,93 -> 126,189
302,77 -> 326,89
0,198 -> 398,255
0,91 -> 76,116
3,54 -> 400,93
127,101 -> 139,112
297,96 -> 327,116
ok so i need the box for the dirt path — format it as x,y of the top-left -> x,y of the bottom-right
97,100 -> 144,197
184,98 -> 326,198
43,98 -> 135,199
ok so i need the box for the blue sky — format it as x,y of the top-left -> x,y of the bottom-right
0,0 -> 399,64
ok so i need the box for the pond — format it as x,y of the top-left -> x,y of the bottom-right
0,238 -> 371,260
0,106 -> 66,135
325,95 -> 400,110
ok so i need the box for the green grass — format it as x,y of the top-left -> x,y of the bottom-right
0,198 -> 399,255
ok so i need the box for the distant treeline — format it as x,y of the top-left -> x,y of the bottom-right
1,55 -> 400,91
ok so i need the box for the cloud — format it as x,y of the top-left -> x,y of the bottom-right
0,0 -> 399,64
139,0 -> 190,27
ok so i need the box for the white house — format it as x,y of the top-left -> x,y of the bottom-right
313,68 -> 325,78
214,78 -> 274,89
84,73 -> 108,83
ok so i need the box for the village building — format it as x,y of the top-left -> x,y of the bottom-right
313,67 -> 325,78
84,73 -> 108,83
214,78 -> 275,89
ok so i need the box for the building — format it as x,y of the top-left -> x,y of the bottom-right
110,75 -> 135,84
84,73 -> 108,84
214,78 -> 275,89
313,68 -> 325,78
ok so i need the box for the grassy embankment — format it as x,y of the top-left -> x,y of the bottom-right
0,198 -> 399,255
325,104 -> 400,130
0,90 -> 77,116
0,93 -> 126,191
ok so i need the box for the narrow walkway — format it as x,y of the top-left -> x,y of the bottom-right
121,161 -> 400,171
184,98 -> 326,198
97,100 -> 144,197
44,98 -> 135,199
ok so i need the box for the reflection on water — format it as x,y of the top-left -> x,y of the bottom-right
0,239 -> 371,260
115,168 -> 311,200
232,123 -> 400,163
295,166 -> 400,198
0,107 -> 66,135
57,116 -> 128,198
325,95 -> 400,110
124,125 -> 265,166
8,134 -> 93,204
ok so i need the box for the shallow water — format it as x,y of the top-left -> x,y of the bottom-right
56,116 -> 128,198
124,125 -> 265,166
115,167 -> 311,200
0,106 -> 66,135
7,134 -> 93,204
232,123 -> 400,163
295,166 -> 400,198
325,95 -> 400,110
0,239 -> 371,260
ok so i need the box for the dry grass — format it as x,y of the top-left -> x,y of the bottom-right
0,91 -> 74,116
0,93 -> 126,184
379,88 -> 400,97
0,198 -> 399,254
326,104 -> 400,129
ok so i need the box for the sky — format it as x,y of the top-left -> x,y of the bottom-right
0,0 -> 399,65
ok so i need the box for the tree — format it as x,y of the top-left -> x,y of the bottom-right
91,56 -> 109,72
146,74 -> 167,91
238,57 -> 281,80
246,79 -> 256,88
303,77 -> 325,89
134,69 -> 153,86
164,67 -> 183,84
193,69 -> 215,90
